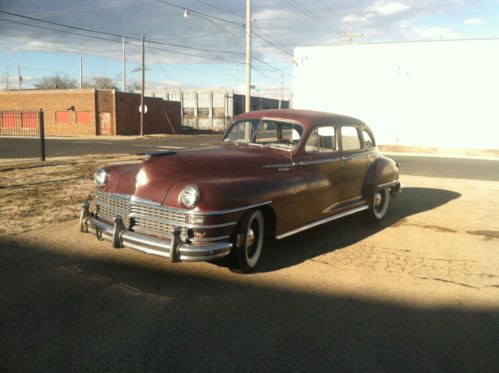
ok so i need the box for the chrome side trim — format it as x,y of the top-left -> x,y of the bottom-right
377,179 -> 400,189
276,205 -> 369,240
187,201 -> 273,216
299,158 -> 341,166
263,163 -> 295,169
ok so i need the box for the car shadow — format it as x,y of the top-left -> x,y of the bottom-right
1,223 -> 498,371
254,187 -> 461,273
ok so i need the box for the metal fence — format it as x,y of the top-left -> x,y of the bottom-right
0,110 -> 45,163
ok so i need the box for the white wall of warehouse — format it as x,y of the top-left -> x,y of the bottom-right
293,40 -> 499,149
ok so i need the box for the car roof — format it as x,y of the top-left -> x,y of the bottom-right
234,109 -> 365,129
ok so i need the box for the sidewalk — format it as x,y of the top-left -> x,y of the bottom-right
379,145 -> 499,160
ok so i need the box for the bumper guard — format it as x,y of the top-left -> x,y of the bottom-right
80,201 -> 233,262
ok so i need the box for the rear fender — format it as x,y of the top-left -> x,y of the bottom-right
363,156 -> 400,199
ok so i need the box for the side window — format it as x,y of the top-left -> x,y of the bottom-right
305,130 -> 319,152
305,126 -> 336,153
341,126 -> 361,151
224,120 -> 256,142
255,121 -> 278,143
254,121 -> 303,148
362,129 -> 375,148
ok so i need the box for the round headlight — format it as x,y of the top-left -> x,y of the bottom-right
94,168 -> 109,187
180,184 -> 200,208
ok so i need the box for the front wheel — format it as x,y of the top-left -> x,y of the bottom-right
228,210 -> 264,273
368,188 -> 391,222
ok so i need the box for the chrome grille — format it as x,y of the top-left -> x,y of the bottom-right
131,202 -> 187,238
95,191 -> 187,238
95,191 -> 130,226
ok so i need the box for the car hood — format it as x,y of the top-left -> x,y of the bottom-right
108,145 -> 293,206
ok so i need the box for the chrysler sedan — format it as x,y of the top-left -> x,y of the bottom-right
80,109 -> 402,273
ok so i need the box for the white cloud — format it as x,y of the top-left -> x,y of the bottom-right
367,1 -> 410,16
411,26 -> 460,39
464,18 -> 485,25
342,14 -> 372,23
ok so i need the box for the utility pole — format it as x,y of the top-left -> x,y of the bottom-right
17,66 -> 21,91
245,0 -> 251,113
122,35 -> 126,92
140,34 -> 145,137
279,72 -> 284,109
339,24 -> 363,45
80,56 -> 83,89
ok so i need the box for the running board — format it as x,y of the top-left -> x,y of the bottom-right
276,205 -> 369,240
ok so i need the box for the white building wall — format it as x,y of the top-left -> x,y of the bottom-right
293,40 -> 499,149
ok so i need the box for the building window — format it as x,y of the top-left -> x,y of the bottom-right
21,112 -> 37,129
213,108 -> 225,118
55,111 -> 69,124
1,112 -> 18,128
76,111 -> 90,124
198,107 -> 209,117
183,107 -> 194,116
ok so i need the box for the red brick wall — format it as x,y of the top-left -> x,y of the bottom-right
0,90 -> 97,135
115,92 -> 182,135
0,90 -> 181,136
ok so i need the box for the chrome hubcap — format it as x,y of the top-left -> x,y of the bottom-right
374,192 -> 382,208
246,228 -> 255,248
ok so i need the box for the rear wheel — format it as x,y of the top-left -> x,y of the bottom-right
368,188 -> 390,222
228,210 -> 264,273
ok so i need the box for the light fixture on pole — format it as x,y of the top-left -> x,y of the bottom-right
245,0 -> 251,113
183,9 -> 189,18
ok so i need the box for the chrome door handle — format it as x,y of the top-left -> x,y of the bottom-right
341,156 -> 351,161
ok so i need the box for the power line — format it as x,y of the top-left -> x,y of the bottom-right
251,27 -> 293,57
316,0 -> 342,19
155,0 -> 242,26
148,46 -> 183,91
286,0 -> 339,33
0,10 -> 243,55
0,18 -> 243,64
28,0 -> 155,18
1,8 -> 289,78
192,0 -> 244,19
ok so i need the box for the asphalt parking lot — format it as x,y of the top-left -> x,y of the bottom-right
1,160 -> 498,371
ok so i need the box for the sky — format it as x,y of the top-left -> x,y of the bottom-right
1,0 -> 499,98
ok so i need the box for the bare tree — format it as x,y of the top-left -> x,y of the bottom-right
1,69 -> 11,91
84,76 -> 118,90
34,73 -> 77,89
128,81 -> 141,93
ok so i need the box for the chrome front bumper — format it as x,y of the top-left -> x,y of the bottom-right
79,202 -> 233,262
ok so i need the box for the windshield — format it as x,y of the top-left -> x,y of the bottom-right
223,119 -> 303,150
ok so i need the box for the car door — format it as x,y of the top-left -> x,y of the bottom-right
294,125 -> 343,224
339,124 -> 368,207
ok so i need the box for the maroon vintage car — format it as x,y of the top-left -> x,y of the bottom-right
80,109 -> 402,272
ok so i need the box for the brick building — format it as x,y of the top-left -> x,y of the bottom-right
0,89 -> 182,136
